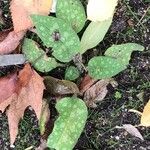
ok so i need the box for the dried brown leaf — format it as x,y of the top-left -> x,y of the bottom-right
0,30 -> 25,55
79,74 -> 96,94
0,29 -> 12,42
83,79 -> 111,107
10,0 -> 53,32
44,76 -> 79,95
0,64 -> 45,144
0,73 -> 17,104
122,124 -> 144,141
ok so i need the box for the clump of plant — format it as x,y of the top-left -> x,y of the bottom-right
0,0 -> 145,149
22,0 -> 144,148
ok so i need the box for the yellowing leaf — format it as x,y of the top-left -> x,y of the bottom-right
141,99 -> 150,127
10,0 -> 53,32
87,0 -> 118,22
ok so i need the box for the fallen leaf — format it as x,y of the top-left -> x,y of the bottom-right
79,74 -> 96,94
121,124 -> 144,141
83,79 -> 111,107
0,64 -> 45,144
0,73 -> 17,104
0,29 -> 12,42
141,99 -> 150,127
39,99 -> 50,135
0,30 -> 25,54
44,76 -> 79,95
10,0 -> 53,32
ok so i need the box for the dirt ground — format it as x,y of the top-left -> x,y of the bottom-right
0,0 -> 150,149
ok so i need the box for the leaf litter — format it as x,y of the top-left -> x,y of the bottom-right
116,124 -> 144,141
0,64 -> 45,145
80,75 -> 117,107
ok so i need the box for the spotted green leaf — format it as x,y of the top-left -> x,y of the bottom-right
31,15 -> 80,62
65,66 -> 80,81
22,38 -> 58,72
80,18 -> 112,54
47,97 -> 88,150
105,43 -> 144,65
56,0 -> 86,33
88,56 -> 126,79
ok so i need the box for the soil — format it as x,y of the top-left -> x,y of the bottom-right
0,0 -> 150,150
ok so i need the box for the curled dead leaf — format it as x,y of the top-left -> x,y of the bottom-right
44,76 -> 79,95
116,124 -> 144,141
83,79 -> 111,107
39,99 -> 50,135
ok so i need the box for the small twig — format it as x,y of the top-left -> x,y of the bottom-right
137,6 -> 150,26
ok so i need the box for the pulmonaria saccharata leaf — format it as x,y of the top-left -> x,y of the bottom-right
105,43 -> 144,65
22,38 -> 58,72
31,15 -> 80,62
56,0 -> 86,33
88,56 -> 126,79
47,97 -> 88,150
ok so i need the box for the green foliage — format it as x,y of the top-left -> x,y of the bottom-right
88,43 -> 144,79
22,38 -> 58,72
47,97 -> 88,150
105,43 -> 144,65
31,15 -> 80,62
65,66 -> 80,81
56,0 -> 86,33
80,18 -> 112,54
88,56 -> 126,79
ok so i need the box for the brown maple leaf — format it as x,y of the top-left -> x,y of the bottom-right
0,28 -> 12,42
10,0 -> 53,32
0,73 -> 17,104
0,30 -> 25,54
0,64 -> 45,145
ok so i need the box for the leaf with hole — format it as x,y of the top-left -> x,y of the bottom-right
31,15 -> 80,62
47,97 -> 88,150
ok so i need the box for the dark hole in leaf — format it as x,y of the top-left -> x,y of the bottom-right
52,30 -> 61,42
